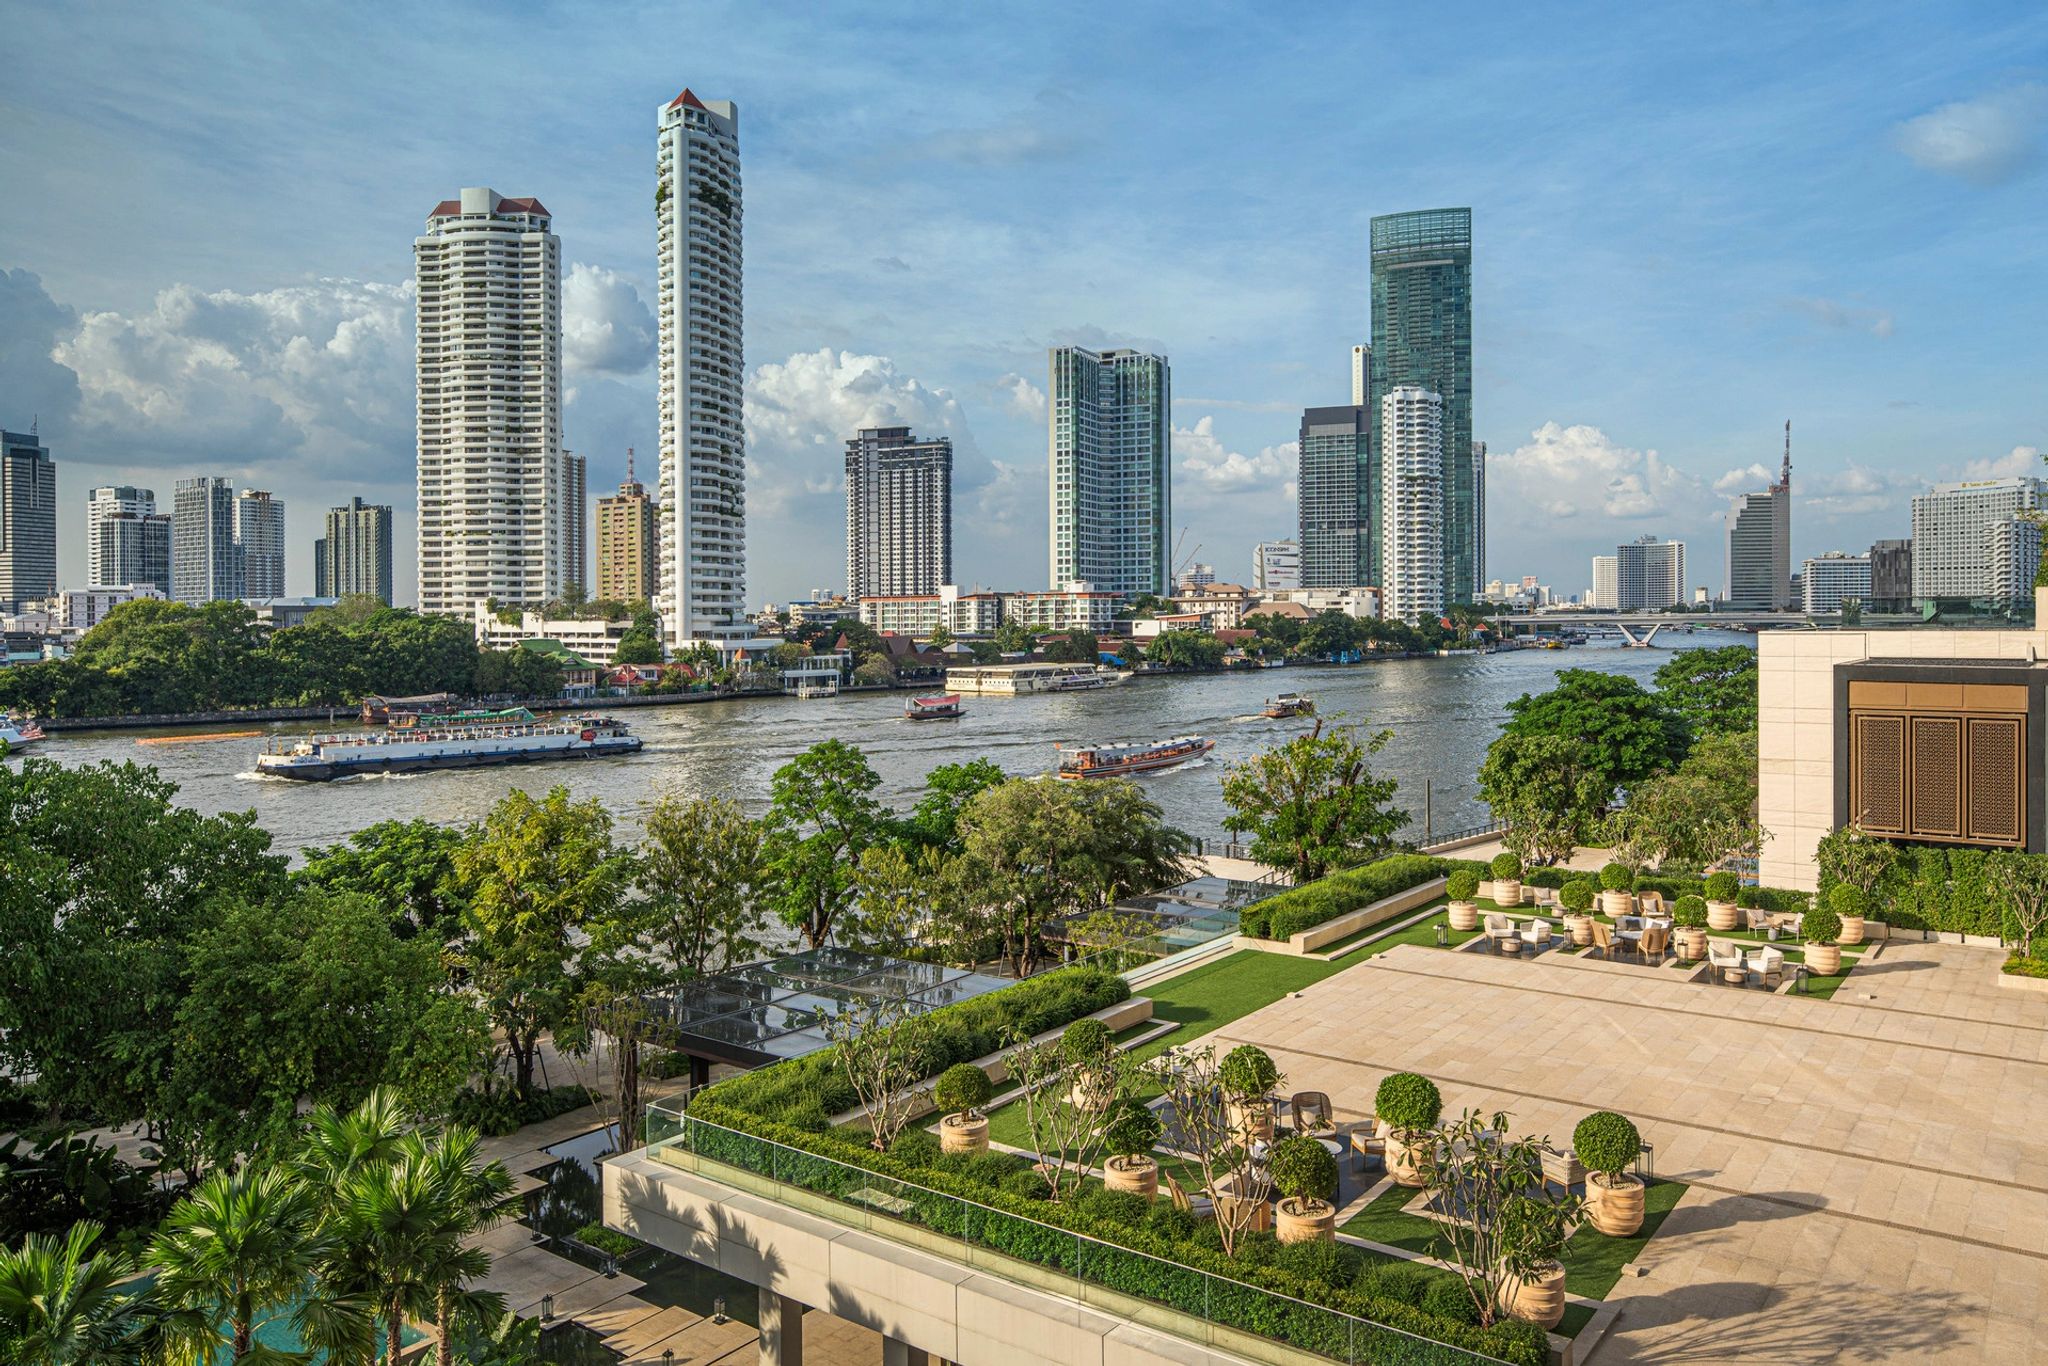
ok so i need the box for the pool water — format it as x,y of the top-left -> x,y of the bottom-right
128,1275 -> 424,1362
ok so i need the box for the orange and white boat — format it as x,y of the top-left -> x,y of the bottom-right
905,693 -> 964,720
1055,734 -> 1214,780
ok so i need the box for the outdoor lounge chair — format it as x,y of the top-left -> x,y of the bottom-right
1638,925 -> 1669,963
1483,912 -> 1516,941
1745,907 -> 1771,934
1637,890 -> 1667,916
1591,921 -> 1614,957
1166,1171 -> 1213,1219
1525,920 -> 1552,947
1748,946 -> 1785,988
1291,1090 -> 1335,1135
1540,1143 -> 1585,1189
1709,941 -> 1747,985
1350,1120 -> 1385,1172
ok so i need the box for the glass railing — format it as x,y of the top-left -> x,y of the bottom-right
638,1102 -> 1515,1366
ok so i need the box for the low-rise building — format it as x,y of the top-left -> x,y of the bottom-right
242,597 -> 340,630
1169,582 -> 1256,630
1261,585 -> 1382,619
858,584 -> 1006,637
51,584 -> 165,631
472,603 -> 641,668
789,597 -> 861,628
1129,613 -> 1206,639
1003,583 -> 1122,635
1801,552 -> 1873,616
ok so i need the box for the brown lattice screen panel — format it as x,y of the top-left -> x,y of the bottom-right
1909,716 -> 1964,838
1966,717 -> 2023,846
1852,714 -> 1906,833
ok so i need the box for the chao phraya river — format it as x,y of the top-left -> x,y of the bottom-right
30,633 -> 1751,859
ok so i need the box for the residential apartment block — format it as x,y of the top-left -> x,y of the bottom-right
596,456 -> 658,605
314,497 -> 395,603
857,584 -> 1005,637
0,429 -> 57,615
1801,551 -> 1872,615
1048,347 -> 1171,598
1378,385 -> 1444,624
172,476 -> 239,604
233,489 -> 286,599
1297,405 -> 1371,589
1615,535 -> 1686,610
846,426 -> 951,600
86,485 -> 170,595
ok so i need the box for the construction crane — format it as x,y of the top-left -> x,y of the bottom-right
1170,529 -> 1204,590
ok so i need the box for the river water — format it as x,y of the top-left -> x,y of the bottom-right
23,633 -> 1752,860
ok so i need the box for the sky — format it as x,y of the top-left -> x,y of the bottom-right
2,0 -> 2045,608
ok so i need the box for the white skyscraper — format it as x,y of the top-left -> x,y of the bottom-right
655,89 -> 747,644
234,489 -> 286,598
1801,552 -> 1873,615
1379,386 -> 1444,623
414,188 -> 565,616
1911,477 -> 2046,603
86,485 -> 166,591
1048,346 -> 1172,597
1590,555 -> 1618,609
1614,535 -> 1686,609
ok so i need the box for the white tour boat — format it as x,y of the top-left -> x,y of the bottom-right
256,713 -> 641,782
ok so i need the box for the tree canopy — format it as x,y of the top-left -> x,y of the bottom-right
1653,646 -> 1758,740
1220,719 -> 1411,882
760,739 -> 891,947
1500,669 -> 1688,800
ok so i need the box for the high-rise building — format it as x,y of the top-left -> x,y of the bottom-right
1470,440 -> 1487,595
1253,540 -> 1300,592
1297,405 -> 1371,588
655,90 -> 747,644
1912,478 -> 2045,603
0,429 -> 56,615
1869,538 -> 1913,611
845,426 -> 952,600
1615,535 -> 1686,610
1379,386 -> 1444,624
596,451 -> 658,605
1048,346 -> 1171,597
1801,552 -> 1872,615
1590,555 -> 1618,610
1369,209 -> 1475,605
563,450 -> 588,600
88,486 -> 150,583
1724,424 -> 1793,609
233,489 -> 286,598
87,485 -> 172,596
314,497 -> 395,603
172,476 -> 239,604
415,187 -> 565,616
1349,345 -> 1370,406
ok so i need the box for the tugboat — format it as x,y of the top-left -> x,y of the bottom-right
1261,693 -> 1314,719
256,713 -> 641,781
0,714 -> 46,749
905,693 -> 964,720
1055,735 -> 1215,780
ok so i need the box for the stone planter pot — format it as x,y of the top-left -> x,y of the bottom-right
1503,1260 -> 1567,1328
1226,1099 -> 1273,1143
1386,1129 -> 1428,1188
1601,888 -> 1634,917
1493,879 -> 1522,907
940,1113 -> 989,1154
1565,915 -> 1594,946
1838,915 -> 1865,946
1104,1154 -> 1158,1199
1587,1172 -> 1645,1236
1673,926 -> 1707,962
1476,879 -> 1496,901
1446,901 -> 1480,932
1275,1197 -> 1336,1244
1806,943 -> 1842,976
1707,900 -> 1739,931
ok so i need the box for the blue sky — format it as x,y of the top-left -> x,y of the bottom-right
2,0 -> 2044,606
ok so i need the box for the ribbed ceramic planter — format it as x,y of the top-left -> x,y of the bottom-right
1104,1155 -> 1158,1198
1806,943 -> 1842,975
1839,915 -> 1865,946
940,1113 -> 989,1154
1601,889 -> 1634,917
1566,915 -> 1594,946
1386,1129 -> 1428,1188
1504,1261 -> 1567,1327
1707,900 -> 1739,931
1674,927 -> 1707,962
1276,1198 -> 1335,1244
1447,901 -> 1480,931
1493,879 -> 1522,907
1587,1172 -> 1645,1236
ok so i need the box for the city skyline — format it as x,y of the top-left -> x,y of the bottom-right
2,3 -> 2045,607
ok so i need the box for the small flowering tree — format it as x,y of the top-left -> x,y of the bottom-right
1005,1020 -> 1130,1202
1149,1044 -> 1274,1256
1411,1108 -> 1580,1327
825,996 -> 937,1151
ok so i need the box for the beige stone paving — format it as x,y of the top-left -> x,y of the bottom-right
1212,939 -> 2048,1363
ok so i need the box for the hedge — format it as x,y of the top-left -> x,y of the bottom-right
1819,845 -> 2000,939
1239,853 -> 1449,940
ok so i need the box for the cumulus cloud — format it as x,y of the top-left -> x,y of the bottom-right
992,371 -> 1046,421
1801,463 -> 1921,518
1175,417 -> 1294,493
1894,85 -> 2048,185
1961,445 -> 2043,480
1714,463 -> 1773,495
0,268 -> 81,427
1785,297 -> 1895,339
563,264 -> 655,376
1493,422 -> 1702,520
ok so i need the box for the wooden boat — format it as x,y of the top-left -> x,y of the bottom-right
0,715 -> 46,748
1261,693 -> 1314,719
905,693 -> 964,720
1056,734 -> 1214,780
361,692 -> 456,724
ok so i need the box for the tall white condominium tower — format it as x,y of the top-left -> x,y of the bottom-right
233,489 -> 286,598
1379,386 -> 1444,624
87,485 -> 170,594
1590,555 -> 1619,610
1911,477 -> 2046,604
415,188 -> 565,616
1615,535 -> 1685,609
846,426 -> 952,599
1048,347 -> 1171,597
655,90 -> 747,644
172,476 -> 239,604
0,428 -> 57,615
562,450 -> 588,599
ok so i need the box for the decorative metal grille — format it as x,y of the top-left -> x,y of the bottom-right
1908,716 -> 1964,838
1852,713 -> 1907,833
1966,717 -> 2024,846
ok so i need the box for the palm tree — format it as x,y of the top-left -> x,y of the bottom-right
295,1089 -> 411,1188
0,1221 -> 147,1365
412,1126 -> 516,1366
328,1147 -> 442,1365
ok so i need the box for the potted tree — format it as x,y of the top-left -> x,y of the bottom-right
1270,1135 -> 1339,1244
1219,1044 -> 1281,1143
1704,870 -> 1741,931
1376,1072 -> 1443,1188
1671,894 -> 1709,963
1446,869 -> 1482,932
1559,880 -> 1596,945
1805,897 -> 1845,977
934,1063 -> 994,1154
1497,1190 -> 1576,1328
1575,1110 -> 1645,1235
1100,1096 -> 1163,1198
1830,883 -> 1866,946
1490,851 -> 1524,908
1061,1018 -> 1117,1112
1598,861 -> 1635,918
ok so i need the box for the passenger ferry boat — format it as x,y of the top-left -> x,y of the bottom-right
1055,734 -> 1214,780
1261,693 -> 1314,719
0,715 -> 46,748
945,663 -> 1133,696
905,693 -> 964,720
361,692 -> 456,725
256,714 -> 641,782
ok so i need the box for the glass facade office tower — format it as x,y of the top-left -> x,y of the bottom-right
846,426 -> 952,600
173,476 -> 239,604
233,489 -> 286,598
86,485 -> 171,592
314,497 -> 395,603
0,429 -> 56,614
1048,347 -> 1171,597
1724,441 -> 1792,609
1379,386 -> 1445,624
1297,405 -> 1371,588
1369,209 -> 1476,606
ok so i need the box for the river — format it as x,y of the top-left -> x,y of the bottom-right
18,633 -> 1752,860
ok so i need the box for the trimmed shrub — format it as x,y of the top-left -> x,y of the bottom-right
1356,1260 -> 1432,1305
1269,1135 -> 1338,1205
1445,869 -> 1480,902
1240,853 -> 1448,940
934,1063 -> 994,1118
1804,902 -> 1842,946
1000,1166 -> 1052,1201
1735,883 -> 1762,909
1559,879 -> 1595,914
1573,1111 -> 1641,1178
1672,894 -> 1707,929
1219,1044 -> 1280,1100
1828,884 -> 1865,919
1374,1072 -> 1442,1132
1599,861 -> 1633,892
1101,1096 -> 1162,1160
1489,851 -> 1522,880
1704,870 -> 1739,902
1420,1274 -> 1478,1325
1076,1185 -> 1152,1226
1061,1017 -> 1112,1064
1524,867 -> 1571,890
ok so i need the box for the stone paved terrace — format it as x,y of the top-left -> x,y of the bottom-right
1210,938 -> 2048,1364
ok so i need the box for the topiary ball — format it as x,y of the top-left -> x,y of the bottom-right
1446,869 -> 1480,902
1374,1072 -> 1442,1132
1218,1044 -> 1280,1100
1269,1134 -> 1338,1205
1060,1017 -> 1111,1064
1572,1110 -> 1641,1178
1704,870 -> 1739,902
933,1062 -> 994,1117
1599,861 -> 1633,892
1489,851 -> 1523,879
1672,894 -> 1707,928
1804,903 -> 1842,946
1828,884 -> 1866,918
1100,1095 -> 1163,1159
1559,880 -> 1595,914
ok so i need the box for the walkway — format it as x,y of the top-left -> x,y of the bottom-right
1211,939 -> 2048,1363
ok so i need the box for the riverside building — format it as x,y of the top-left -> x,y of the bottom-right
233,489 -> 286,599
1615,535 -> 1686,610
0,428 -> 56,615
1252,539 -> 1300,591
313,497 -> 395,603
1048,347 -> 1171,598
1801,552 -> 1872,616
86,485 -> 170,595
1379,386 -> 1444,624
1911,477 -> 2045,607
172,476 -> 239,604
596,453 -> 658,605
1297,405 -> 1371,589
845,426 -> 952,600
1724,427 -> 1792,609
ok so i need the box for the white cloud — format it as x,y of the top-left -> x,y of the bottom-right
993,372 -> 1046,421
1714,463 -> 1772,495
1894,85 -> 2048,185
1493,422 -> 1701,520
1961,445 -> 2043,480
974,458 -> 1040,532
1801,463 -> 1920,518
563,264 -> 655,376
1175,416 -> 1294,492
1785,297 -> 1895,339
0,268 -> 81,426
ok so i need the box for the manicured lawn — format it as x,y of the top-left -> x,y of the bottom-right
1316,912 -> 1485,958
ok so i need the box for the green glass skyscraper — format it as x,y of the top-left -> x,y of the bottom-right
1369,208 -> 1477,606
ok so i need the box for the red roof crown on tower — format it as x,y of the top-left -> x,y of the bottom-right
669,88 -> 708,111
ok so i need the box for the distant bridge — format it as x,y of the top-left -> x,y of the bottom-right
1505,611 -> 1931,636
